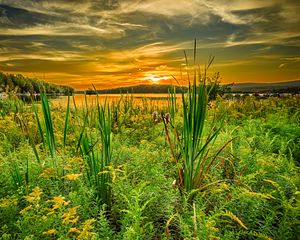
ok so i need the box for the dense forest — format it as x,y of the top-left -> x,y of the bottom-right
0,72 -> 73,95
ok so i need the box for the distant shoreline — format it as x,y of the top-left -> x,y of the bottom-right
75,80 -> 300,94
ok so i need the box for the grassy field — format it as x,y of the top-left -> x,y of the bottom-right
0,86 -> 299,239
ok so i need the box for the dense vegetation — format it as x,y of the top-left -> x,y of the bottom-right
0,72 -> 74,95
0,84 -> 299,239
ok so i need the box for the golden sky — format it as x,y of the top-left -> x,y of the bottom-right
0,0 -> 299,89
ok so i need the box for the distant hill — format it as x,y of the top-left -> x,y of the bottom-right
229,80 -> 300,93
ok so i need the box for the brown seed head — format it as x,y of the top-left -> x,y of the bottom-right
152,111 -> 158,122
165,113 -> 170,124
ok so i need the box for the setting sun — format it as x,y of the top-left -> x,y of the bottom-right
144,73 -> 171,84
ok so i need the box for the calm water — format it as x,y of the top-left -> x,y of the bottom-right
51,93 -> 182,108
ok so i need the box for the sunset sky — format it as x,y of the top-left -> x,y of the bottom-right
0,0 -> 299,89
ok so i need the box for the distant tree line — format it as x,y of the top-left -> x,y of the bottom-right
0,72 -> 73,95
78,82 -> 229,100
232,86 -> 300,94
77,72 -> 229,100
82,85 -> 186,94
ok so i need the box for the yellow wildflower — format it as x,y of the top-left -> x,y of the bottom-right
106,165 -> 121,182
63,173 -> 82,181
42,229 -> 57,235
20,205 -> 33,214
0,197 -> 17,208
51,196 -> 69,209
39,168 -> 56,179
98,165 -> 121,182
24,187 -> 42,203
242,189 -> 274,200
69,227 -> 81,234
206,220 -> 218,232
223,210 -> 248,230
209,235 -> 220,240
62,206 -> 80,224
78,219 -> 96,240
219,182 -> 229,190
64,157 -> 84,170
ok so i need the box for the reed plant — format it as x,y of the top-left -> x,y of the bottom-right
164,41 -> 230,194
110,94 -> 133,132
63,95 -> 70,147
32,92 -> 56,168
40,92 -> 56,158
77,93 -> 113,206
168,86 -> 177,123
97,98 -> 112,205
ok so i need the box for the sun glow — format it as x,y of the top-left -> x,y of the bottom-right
144,73 -> 171,84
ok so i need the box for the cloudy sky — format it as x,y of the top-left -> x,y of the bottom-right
0,0 -> 299,89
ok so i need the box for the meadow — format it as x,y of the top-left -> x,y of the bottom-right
0,80 -> 299,239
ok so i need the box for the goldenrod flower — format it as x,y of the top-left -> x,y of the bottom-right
42,229 -> 57,235
39,168 -> 56,179
209,235 -> 220,240
206,220 -> 218,232
63,173 -> 82,181
98,166 -> 121,182
20,205 -> 32,214
0,197 -> 17,208
69,227 -> 81,234
64,157 -> 84,170
78,219 -> 96,240
62,206 -> 80,224
51,196 -> 69,209
24,187 -> 42,203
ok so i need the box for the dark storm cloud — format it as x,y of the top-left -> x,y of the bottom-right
0,4 -> 54,27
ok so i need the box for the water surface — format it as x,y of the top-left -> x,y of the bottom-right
51,93 -> 182,108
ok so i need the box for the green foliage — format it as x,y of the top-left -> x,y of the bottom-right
119,183 -> 155,239
0,86 -> 299,239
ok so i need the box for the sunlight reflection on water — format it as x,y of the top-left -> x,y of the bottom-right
51,93 -> 182,108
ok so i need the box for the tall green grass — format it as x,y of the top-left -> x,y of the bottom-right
77,93 -> 113,205
63,95 -> 70,147
32,92 -> 56,160
97,97 -> 112,205
168,86 -> 176,123
164,41 -> 229,194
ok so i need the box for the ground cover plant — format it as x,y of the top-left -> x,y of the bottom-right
0,51 -> 299,239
